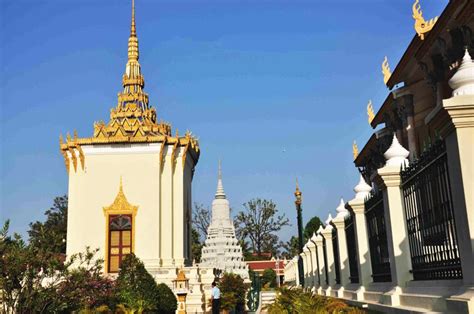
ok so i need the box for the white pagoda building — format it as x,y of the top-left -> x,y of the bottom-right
200,162 -> 249,280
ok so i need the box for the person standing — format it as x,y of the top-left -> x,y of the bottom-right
211,281 -> 221,314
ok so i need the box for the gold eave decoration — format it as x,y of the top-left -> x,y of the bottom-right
353,140 -> 359,160
59,130 -> 86,174
103,177 -> 138,215
412,0 -> 438,41
382,56 -> 392,85
367,100 -> 375,124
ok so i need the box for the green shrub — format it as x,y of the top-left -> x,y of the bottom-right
265,287 -> 367,314
261,268 -> 277,288
219,273 -> 249,312
115,254 -> 177,313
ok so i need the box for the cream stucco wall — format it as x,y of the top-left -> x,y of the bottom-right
65,142 -> 196,271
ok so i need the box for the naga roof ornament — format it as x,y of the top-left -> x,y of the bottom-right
382,56 -> 391,85
412,0 -> 438,41
352,140 -> 359,161
367,100 -> 375,124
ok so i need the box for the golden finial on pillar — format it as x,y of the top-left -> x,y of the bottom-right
367,100 -> 375,124
382,56 -> 392,85
412,0 -> 438,40
294,178 -> 302,205
353,140 -> 359,160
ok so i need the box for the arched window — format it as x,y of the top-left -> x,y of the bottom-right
108,214 -> 132,273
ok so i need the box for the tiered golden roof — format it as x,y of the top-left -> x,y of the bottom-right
60,0 -> 199,173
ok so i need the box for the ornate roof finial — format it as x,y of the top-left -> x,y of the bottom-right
382,56 -> 392,85
294,178 -> 302,205
131,0 -> 136,37
353,140 -> 359,160
215,159 -> 226,199
367,100 -> 375,124
412,0 -> 438,40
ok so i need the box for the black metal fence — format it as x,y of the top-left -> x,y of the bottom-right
365,190 -> 392,282
332,228 -> 341,284
401,140 -> 462,280
322,237 -> 329,285
345,212 -> 360,284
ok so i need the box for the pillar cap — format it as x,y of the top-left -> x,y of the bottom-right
449,49 -> 474,96
335,198 -> 349,219
383,134 -> 409,167
353,174 -> 372,200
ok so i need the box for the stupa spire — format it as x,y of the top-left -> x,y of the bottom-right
120,0 -> 147,105
215,160 -> 226,199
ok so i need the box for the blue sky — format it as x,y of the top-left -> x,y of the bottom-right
0,0 -> 447,243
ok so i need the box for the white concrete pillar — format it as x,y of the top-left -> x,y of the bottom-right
321,216 -> 336,295
305,240 -> 316,290
314,232 -> 325,295
375,134 -> 413,305
307,235 -> 318,288
332,198 -> 350,296
303,244 -> 312,289
347,175 -> 372,301
442,51 -> 474,303
294,256 -> 300,287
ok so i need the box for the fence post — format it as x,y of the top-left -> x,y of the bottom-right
347,174 -> 372,301
294,255 -> 300,287
300,250 -> 307,289
309,233 -> 320,289
303,244 -> 312,289
306,239 -> 317,291
374,134 -> 412,306
332,198 -> 350,297
314,232 -> 325,295
321,215 -> 336,296
442,50 -> 474,289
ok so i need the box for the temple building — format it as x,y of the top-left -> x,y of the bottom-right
200,162 -> 249,281
60,1 -> 215,312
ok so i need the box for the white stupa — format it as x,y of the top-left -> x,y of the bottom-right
200,161 -> 249,280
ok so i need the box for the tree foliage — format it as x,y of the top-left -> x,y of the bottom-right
192,203 -> 211,241
1,219 -> 114,314
28,195 -> 68,254
115,253 -> 177,314
234,199 -> 290,256
219,273 -> 249,312
191,228 -> 203,263
280,215 -> 323,259
303,216 -> 323,241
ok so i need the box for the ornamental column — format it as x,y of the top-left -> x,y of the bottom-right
303,244 -> 312,289
305,241 -> 315,289
294,182 -> 305,287
293,256 -> 300,287
332,199 -> 350,295
374,134 -> 412,305
321,215 -> 336,295
347,174 -> 372,301
443,49 -> 474,287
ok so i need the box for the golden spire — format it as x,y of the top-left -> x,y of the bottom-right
382,56 -> 391,85
294,178 -> 302,205
367,100 -> 375,124
353,140 -> 359,160
412,0 -> 438,40
131,0 -> 136,37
